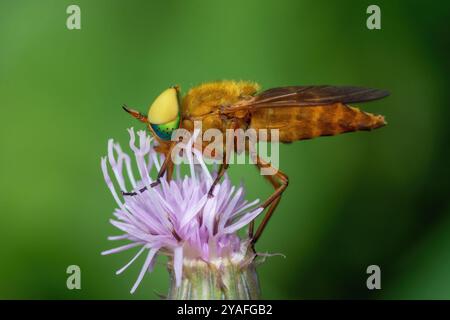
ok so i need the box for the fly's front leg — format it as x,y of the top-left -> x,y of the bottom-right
122,142 -> 176,196
251,156 -> 289,244
149,142 -> 177,188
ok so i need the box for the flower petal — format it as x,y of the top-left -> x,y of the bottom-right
101,242 -> 142,256
222,207 -> 264,235
130,246 -> 159,294
173,246 -> 183,287
116,245 -> 146,275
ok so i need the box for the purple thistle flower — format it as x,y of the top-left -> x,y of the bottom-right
101,128 -> 263,294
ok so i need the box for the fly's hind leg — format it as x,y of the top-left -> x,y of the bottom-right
251,156 -> 289,244
248,173 -> 280,238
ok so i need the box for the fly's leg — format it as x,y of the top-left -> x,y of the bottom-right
248,172 -> 279,238
207,119 -> 236,198
207,163 -> 229,198
122,142 -> 176,196
251,156 -> 289,244
207,151 -> 229,198
151,146 -> 176,188
166,158 -> 174,181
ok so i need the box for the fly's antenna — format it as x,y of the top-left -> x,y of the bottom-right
122,104 -> 148,124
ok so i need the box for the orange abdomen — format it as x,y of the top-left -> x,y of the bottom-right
249,103 -> 386,142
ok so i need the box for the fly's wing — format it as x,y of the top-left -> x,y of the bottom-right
223,85 -> 390,113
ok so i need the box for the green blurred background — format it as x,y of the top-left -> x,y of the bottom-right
1,0 -> 449,299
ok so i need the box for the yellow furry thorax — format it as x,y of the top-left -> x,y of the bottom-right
181,80 -> 260,117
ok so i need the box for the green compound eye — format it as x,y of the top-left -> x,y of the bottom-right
150,115 -> 180,141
